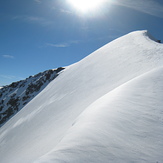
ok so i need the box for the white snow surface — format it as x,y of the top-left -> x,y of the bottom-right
0,30 -> 163,163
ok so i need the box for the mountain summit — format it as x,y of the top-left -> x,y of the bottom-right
0,30 -> 163,163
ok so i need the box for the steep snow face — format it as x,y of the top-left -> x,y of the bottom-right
34,67 -> 163,163
0,30 -> 163,163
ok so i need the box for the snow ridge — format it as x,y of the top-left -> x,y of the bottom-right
35,67 -> 163,163
0,30 -> 163,163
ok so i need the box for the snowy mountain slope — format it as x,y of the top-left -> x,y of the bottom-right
34,67 -> 163,163
0,67 -> 65,127
0,30 -> 163,163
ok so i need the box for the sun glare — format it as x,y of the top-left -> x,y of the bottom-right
68,0 -> 105,13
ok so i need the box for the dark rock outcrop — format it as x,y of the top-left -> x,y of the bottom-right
0,67 -> 65,127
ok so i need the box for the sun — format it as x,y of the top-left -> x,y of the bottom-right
68,0 -> 105,13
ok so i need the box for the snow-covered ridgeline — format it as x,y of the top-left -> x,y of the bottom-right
0,30 -> 163,163
35,67 -> 163,163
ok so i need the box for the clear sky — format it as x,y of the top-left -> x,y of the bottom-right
1,0 -> 163,86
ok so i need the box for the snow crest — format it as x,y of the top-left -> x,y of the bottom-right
0,30 -> 163,163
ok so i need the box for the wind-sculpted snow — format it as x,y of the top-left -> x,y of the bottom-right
34,67 -> 163,163
0,30 -> 163,163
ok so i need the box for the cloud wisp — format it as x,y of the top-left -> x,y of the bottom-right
0,75 -> 16,80
2,55 -> 14,59
47,43 -> 70,48
12,15 -> 53,26
34,0 -> 41,3
46,40 -> 79,48
60,9 -> 73,15
114,0 -> 163,18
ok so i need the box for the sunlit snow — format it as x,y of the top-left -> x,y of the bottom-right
0,30 -> 163,163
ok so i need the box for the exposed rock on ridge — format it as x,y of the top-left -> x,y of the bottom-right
0,67 -> 65,127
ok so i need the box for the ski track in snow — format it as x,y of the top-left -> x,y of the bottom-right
0,30 -> 163,163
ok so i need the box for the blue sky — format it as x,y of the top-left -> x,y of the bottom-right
1,0 -> 163,86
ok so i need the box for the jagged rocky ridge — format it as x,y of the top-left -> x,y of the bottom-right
0,67 -> 65,127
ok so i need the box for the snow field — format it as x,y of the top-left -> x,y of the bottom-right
0,30 -> 163,163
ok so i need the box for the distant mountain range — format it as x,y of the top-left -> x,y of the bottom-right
0,67 -> 65,127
